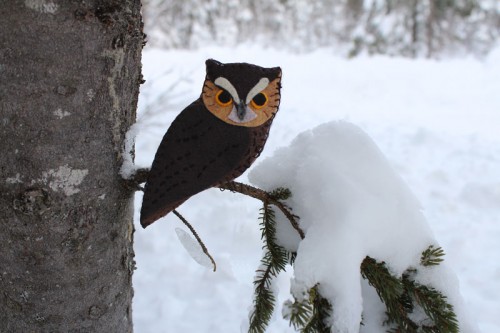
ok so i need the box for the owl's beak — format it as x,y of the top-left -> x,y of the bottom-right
236,101 -> 247,121
228,100 -> 257,124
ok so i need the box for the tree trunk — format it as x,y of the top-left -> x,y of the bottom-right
426,0 -> 436,58
0,1 -> 143,332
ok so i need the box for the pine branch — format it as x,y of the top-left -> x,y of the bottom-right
261,205 -> 289,271
124,169 -> 305,239
218,181 -> 305,239
420,245 -> 445,267
125,167 -> 460,333
249,204 -> 289,333
269,187 -> 292,200
361,257 -> 417,332
302,285 -> 333,333
249,263 -> 276,333
283,298 -> 313,330
284,284 -> 332,333
402,275 -> 459,333
361,249 -> 459,333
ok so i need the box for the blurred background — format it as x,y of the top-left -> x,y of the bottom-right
132,2 -> 500,332
141,0 -> 499,58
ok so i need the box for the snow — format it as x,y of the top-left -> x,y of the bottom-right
249,121 -> 440,332
132,45 -> 500,332
120,123 -> 141,179
174,228 -> 215,271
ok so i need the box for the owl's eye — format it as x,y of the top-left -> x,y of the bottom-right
215,89 -> 233,107
250,92 -> 268,109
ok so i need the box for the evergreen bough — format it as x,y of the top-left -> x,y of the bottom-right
126,172 -> 460,333
248,203 -> 289,333
248,186 -> 459,333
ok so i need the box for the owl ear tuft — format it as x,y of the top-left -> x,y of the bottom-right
206,59 -> 222,69
272,67 -> 282,79
205,59 -> 223,80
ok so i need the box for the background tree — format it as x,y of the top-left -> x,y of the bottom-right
143,0 -> 500,57
0,1 -> 143,331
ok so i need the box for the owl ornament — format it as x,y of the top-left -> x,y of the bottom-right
140,59 -> 282,227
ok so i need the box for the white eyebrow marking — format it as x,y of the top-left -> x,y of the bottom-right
246,78 -> 269,104
214,77 -> 240,104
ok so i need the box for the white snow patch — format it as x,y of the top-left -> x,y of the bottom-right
42,165 -> 88,196
6,173 -> 22,184
460,182 -> 500,210
359,278 -> 386,333
53,108 -> 71,119
175,228 -> 215,270
120,123 -> 141,179
24,0 -> 58,14
250,121 -> 472,332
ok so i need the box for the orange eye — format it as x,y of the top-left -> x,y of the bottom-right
250,92 -> 268,109
215,90 -> 233,107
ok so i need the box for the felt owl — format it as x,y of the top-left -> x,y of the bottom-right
140,59 -> 282,227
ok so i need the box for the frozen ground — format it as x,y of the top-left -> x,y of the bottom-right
132,45 -> 500,332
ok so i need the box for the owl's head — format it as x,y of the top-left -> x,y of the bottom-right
202,59 -> 282,127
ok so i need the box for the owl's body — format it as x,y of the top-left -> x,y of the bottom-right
140,60 -> 281,227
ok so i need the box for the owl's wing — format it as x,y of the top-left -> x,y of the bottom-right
140,99 -> 252,228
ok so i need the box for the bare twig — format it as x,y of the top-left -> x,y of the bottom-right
173,209 -> 217,272
124,169 -> 305,240
218,181 -> 305,240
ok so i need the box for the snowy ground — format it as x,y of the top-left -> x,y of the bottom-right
132,46 -> 500,332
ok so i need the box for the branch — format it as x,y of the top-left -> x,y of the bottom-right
124,169 -> 305,240
173,209 -> 217,272
249,203 -> 289,333
125,167 -> 149,186
218,181 -> 305,240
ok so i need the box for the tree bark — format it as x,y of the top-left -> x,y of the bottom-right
0,1 -> 143,332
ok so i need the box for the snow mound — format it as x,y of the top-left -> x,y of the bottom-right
249,120 -> 475,332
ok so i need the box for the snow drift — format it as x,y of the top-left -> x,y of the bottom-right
250,120 -> 475,332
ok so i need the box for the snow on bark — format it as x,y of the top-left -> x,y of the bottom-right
120,123 -> 141,179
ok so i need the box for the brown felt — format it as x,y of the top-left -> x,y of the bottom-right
202,77 -> 281,127
140,60 -> 281,227
140,100 -> 274,227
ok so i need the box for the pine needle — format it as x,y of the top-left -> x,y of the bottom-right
420,245 -> 445,267
361,252 -> 459,333
248,203 -> 289,333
